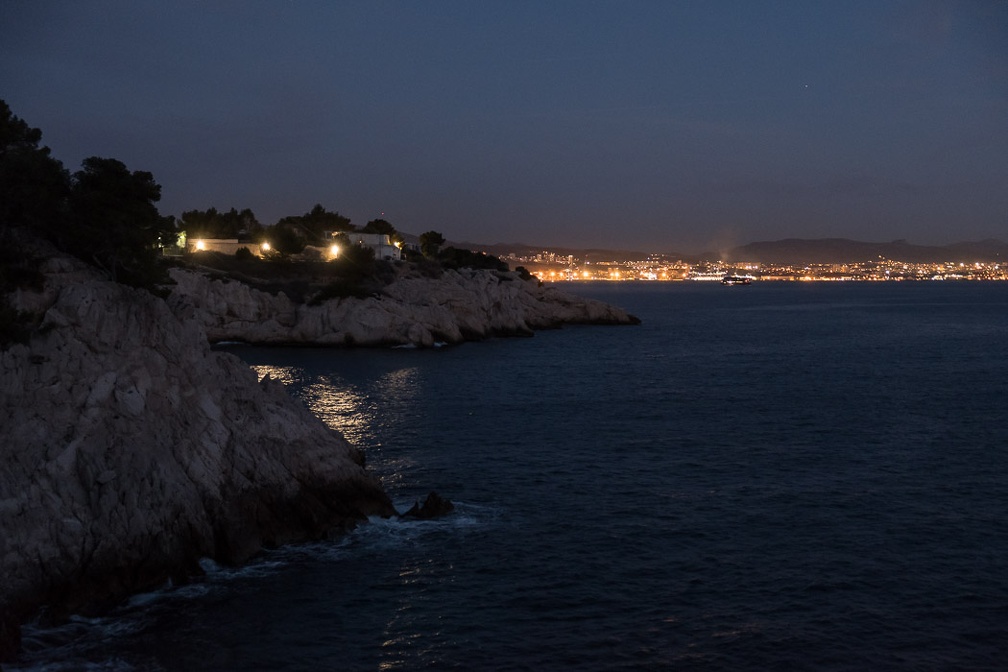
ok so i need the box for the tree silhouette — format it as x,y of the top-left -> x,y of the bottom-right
420,230 -> 445,258
362,218 -> 404,247
181,207 -> 261,239
0,99 -> 70,235
68,157 -> 174,286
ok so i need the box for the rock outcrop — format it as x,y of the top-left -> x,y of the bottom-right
168,266 -> 638,347
0,242 -> 639,660
0,241 -> 394,661
400,491 -> 455,520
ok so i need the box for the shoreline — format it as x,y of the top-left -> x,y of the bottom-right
167,265 -> 639,349
0,235 -> 638,663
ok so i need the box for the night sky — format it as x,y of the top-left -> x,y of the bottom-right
3,1 -> 1006,254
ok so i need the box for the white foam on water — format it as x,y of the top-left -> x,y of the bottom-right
8,551 -> 306,670
262,536 -> 353,563
5,658 -> 138,672
12,616 -> 148,672
355,500 -> 503,553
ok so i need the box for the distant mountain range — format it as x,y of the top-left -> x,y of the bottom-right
464,238 -> 1008,265
454,240 -> 652,264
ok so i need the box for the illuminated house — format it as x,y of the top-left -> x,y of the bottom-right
334,232 -> 402,260
186,238 -> 265,256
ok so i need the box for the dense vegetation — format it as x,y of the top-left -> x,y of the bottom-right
1,100 -> 176,344
1,100 -> 174,289
437,246 -> 508,272
0,228 -> 44,346
0,99 -> 517,344
180,207 -> 262,241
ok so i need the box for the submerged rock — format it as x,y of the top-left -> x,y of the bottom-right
168,266 -> 639,347
0,237 -> 394,660
399,492 -> 456,520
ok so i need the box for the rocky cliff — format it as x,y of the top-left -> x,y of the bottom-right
0,243 -> 394,660
0,244 -> 638,660
168,265 -> 639,347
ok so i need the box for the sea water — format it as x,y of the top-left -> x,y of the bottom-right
11,281 -> 1008,671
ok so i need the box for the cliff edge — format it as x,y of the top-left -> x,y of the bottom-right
168,265 -> 639,347
0,238 -> 394,660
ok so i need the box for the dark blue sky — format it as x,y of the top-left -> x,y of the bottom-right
3,1 -> 1006,253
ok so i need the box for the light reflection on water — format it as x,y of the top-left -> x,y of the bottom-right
301,379 -> 373,446
12,283 -> 1008,671
251,364 -> 302,386
251,362 -> 423,489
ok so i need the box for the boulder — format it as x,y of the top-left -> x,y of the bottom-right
399,492 -> 456,520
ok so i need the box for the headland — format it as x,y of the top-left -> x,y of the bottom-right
0,230 -> 637,661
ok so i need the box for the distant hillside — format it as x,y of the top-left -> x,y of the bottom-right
454,241 -> 666,263
720,239 -> 1008,264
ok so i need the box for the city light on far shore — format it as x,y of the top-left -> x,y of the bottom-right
501,250 -> 1008,283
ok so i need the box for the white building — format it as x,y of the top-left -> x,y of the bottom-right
334,232 -> 402,260
187,238 -> 264,256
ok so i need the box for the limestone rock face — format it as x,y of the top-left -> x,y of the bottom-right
168,267 -> 638,346
0,250 -> 393,659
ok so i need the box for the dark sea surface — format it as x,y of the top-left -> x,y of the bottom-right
13,281 -> 1008,671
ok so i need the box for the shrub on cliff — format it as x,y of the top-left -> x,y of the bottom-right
308,278 -> 371,304
335,241 -> 376,279
438,246 -> 509,272
0,230 -> 45,348
265,221 -> 308,256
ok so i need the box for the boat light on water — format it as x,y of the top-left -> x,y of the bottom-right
722,275 -> 753,285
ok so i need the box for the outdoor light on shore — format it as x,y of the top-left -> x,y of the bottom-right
330,244 -> 340,258
261,241 -> 271,252
195,240 -> 205,251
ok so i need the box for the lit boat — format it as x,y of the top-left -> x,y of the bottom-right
721,275 -> 752,285
688,272 -> 725,281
